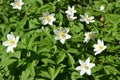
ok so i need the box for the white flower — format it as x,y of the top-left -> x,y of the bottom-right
3,32 -> 19,53
65,6 -> 77,15
76,58 -> 95,76
100,5 -> 105,11
10,0 -> 24,10
84,31 -> 95,43
67,14 -> 77,21
39,12 -> 56,26
93,39 -> 107,55
53,27 -> 71,44
80,13 -> 95,24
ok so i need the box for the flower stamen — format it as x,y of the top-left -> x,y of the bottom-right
45,15 -> 51,22
83,64 -> 89,70
59,32 -> 66,38
9,39 -> 15,45
98,45 -> 103,50
15,2 -> 20,7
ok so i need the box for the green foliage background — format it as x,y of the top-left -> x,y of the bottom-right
0,0 -> 120,80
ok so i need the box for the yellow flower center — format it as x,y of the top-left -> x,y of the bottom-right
83,64 -> 89,70
69,9 -> 73,13
15,2 -> 20,7
89,33 -> 94,39
98,45 -> 103,50
45,15 -> 51,22
86,17 -> 90,21
59,32 -> 66,38
9,39 -> 15,45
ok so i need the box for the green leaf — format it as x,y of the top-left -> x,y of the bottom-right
29,19 -> 39,29
56,12 -> 63,26
67,53 -> 75,68
48,66 -> 55,80
53,65 -> 65,79
56,52 -> 66,65
40,70 -> 51,79
67,48 -> 79,54
41,58 -> 55,65
19,17 -> 27,29
20,62 -> 36,80
92,65 -> 103,73
104,65 -> 119,75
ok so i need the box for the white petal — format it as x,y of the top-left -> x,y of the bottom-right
86,58 -> 90,64
93,48 -> 98,52
66,28 -> 69,33
72,6 -> 74,9
21,2 -> 24,5
55,36 -> 60,40
90,20 -> 95,22
7,33 -> 15,40
43,12 -> 49,16
51,13 -> 55,17
84,13 -> 88,18
84,39 -> 88,43
52,18 -> 56,22
68,6 -> 71,9
80,18 -> 85,21
72,16 -> 77,20
3,41 -> 10,46
80,15 -> 84,18
10,3 -> 14,6
76,66 -> 81,70
93,44 -> 98,48
85,32 -> 89,36
12,43 -> 17,48
49,22 -> 53,25
98,39 -> 102,44
89,63 -> 95,68
79,60 -> 84,65
86,21 -> 90,24
18,7 -> 22,10
86,69 -> 91,75
80,70 -> 85,76
65,11 -> 68,14
65,34 -> 71,39
53,30 -> 59,34
103,46 -> 107,50
89,16 -> 94,20
39,17 -> 43,20
43,20 -> 48,25
60,39 -> 65,44
95,51 -> 100,55
7,46 -> 14,53
15,36 -> 19,44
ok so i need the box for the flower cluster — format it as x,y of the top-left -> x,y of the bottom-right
7,0 -> 109,78
65,6 -> 77,21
